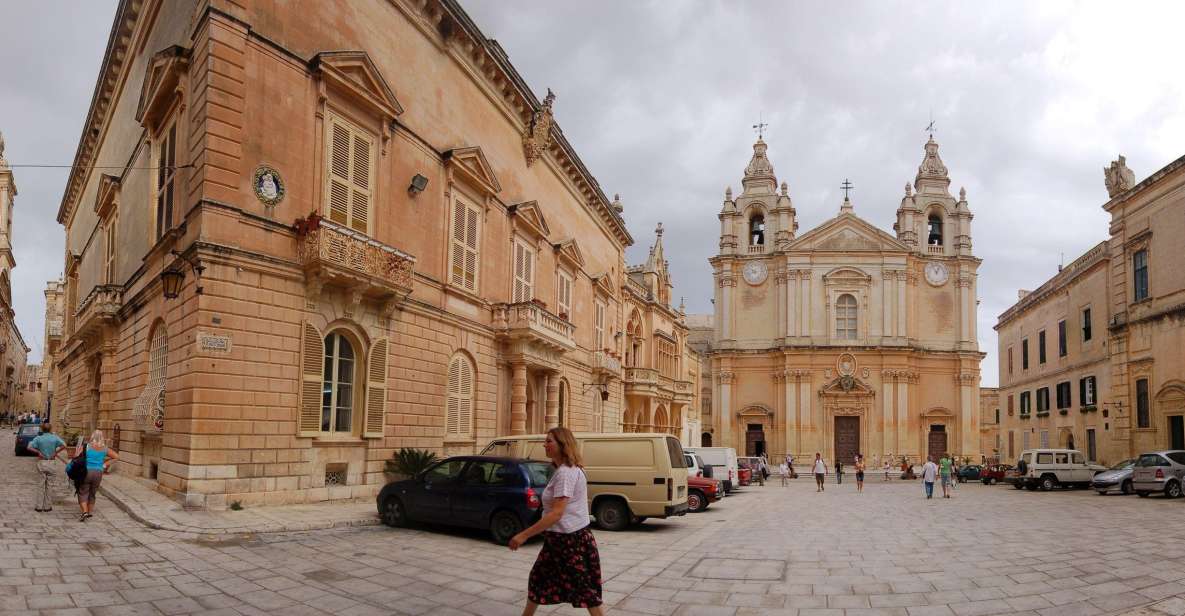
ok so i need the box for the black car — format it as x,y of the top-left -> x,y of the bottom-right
377,456 -> 553,544
14,424 -> 41,456
956,464 -> 983,483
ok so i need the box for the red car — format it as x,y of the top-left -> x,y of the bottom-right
737,466 -> 753,486
980,464 -> 1014,485
687,475 -> 722,513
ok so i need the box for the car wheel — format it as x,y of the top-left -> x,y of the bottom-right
1165,481 -> 1182,499
1013,482 -> 1025,490
1097,490 -> 1109,496
687,490 -> 706,513
489,510 -> 523,545
1121,479 -> 1133,495
1025,483 -> 1038,491
1137,491 -> 1150,498
594,499 -> 630,531
1040,476 -> 1057,491
380,496 -> 408,528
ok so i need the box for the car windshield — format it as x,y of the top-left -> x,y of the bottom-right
1136,454 -> 1168,467
1110,459 -> 1135,470
666,437 -> 687,468
19,426 -> 40,436
522,462 -> 553,487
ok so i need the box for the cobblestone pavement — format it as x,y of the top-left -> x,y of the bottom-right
4,433 -> 1185,616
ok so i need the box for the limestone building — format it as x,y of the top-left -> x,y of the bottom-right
979,387 -> 1000,463
42,279 -> 65,421
0,131 -> 30,416
702,136 -> 983,464
50,0 -> 707,507
995,154 -> 1185,463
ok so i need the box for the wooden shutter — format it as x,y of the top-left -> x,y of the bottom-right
513,242 -> 534,303
349,131 -> 372,233
463,206 -> 478,290
445,355 -> 473,437
557,273 -> 571,316
326,116 -> 374,234
513,243 -> 525,302
594,301 -> 605,349
299,322 -> 325,436
364,338 -> 388,438
327,121 -> 352,226
450,202 -> 480,292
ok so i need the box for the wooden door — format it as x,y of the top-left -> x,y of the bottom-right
746,424 -> 765,457
928,429 -> 948,462
834,417 -> 859,465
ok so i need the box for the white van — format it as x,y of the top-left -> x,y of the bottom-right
686,447 -> 739,493
482,433 -> 689,531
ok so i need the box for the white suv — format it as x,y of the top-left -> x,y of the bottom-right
1015,449 -> 1107,491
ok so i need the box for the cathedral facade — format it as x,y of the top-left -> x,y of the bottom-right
703,136 -> 983,465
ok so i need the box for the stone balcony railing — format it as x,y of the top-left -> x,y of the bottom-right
74,284 -> 122,338
46,320 -> 63,340
592,351 -> 622,377
747,244 -> 765,254
297,216 -> 416,306
624,367 -> 658,385
926,244 -> 944,255
493,301 -> 576,352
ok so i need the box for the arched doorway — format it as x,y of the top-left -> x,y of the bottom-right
653,405 -> 668,434
701,432 -> 713,447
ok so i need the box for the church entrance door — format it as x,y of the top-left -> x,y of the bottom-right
834,417 -> 859,465
746,424 -> 765,456
928,425 -> 948,462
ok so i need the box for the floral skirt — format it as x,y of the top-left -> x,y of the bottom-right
528,527 -> 602,608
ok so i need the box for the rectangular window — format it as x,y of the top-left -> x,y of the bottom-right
1056,381 -> 1071,409
1008,431 -> 1015,458
1038,330 -> 1047,364
994,408 -> 1000,424
1022,431 -> 1030,450
1136,378 -> 1150,428
1082,308 -> 1092,342
325,114 -> 374,234
1007,347 -> 1013,376
1020,391 -> 1031,414
1058,320 -> 1067,357
512,240 -> 534,303
594,300 -> 606,350
1036,387 -> 1049,413
556,272 -> 573,318
1007,395 -> 1014,415
450,201 -> 480,292
104,218 -> 117,284
1040,430 -> 1050,448
155,122 -> 177,241
1133,250 -> 1149,302
1022,339 -> 1029,370
1079,376 -> 1096,407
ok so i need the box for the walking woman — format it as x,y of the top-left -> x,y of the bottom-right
75,430 -> 118,522
855,454 -> 866,492
812,452 -> 827,492
508,427 -> 602,616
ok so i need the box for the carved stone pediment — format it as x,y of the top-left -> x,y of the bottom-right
310,51 -> 404,119
821,374 -> 874,396
94,174 -> 120,219
136,45 -> 190,128
553,238 -> 586,271
791,215 -> 909,253
444,146 -> 501,196
509,201 -> 550,241
590,271 -> 615,297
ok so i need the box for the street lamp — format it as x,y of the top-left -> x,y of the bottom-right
160,267 -> 185,300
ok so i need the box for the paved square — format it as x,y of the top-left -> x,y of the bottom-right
4,431 -> 1185,615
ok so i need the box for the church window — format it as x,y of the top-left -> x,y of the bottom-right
835,294 -> 857,340
154,121 -> 177,241
325,113 -> 375,234
512,240 -> 535,303
1133,250 -> 1149,302
1136,378 -> 1150,428
321,332 -> 357,433
927,214 -> 943,246
450,200 -> 481,292
445,353 -> 475,438
749,214 -> 765,245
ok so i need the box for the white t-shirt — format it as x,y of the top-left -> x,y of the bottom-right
812,459 -> 827,474
542,464 -> 590,534
922,461 -> 939,482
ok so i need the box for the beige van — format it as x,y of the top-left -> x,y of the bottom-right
482,432 -> 689,531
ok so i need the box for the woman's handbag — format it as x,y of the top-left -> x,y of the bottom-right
66,444 -> 87,484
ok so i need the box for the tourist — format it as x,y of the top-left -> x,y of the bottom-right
75,430 -> 119,522
785,453 -> 797,479
939,453 -> 953,498
835,458 -> 843,484
508,427 -> 602,616
854,454 -> 865,492
28,424 -> 66,513
779,461 -> 789,487
921,455 -> 939,499
883,458 -> 892,482
812,453 -> 827,492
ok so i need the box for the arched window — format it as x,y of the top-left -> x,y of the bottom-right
927,214 -> 943,246
836,294 -> 857,339
749,214 -> 765,245
148,325 -> 168,431
322,332 -> 356,432
445,353 -> 475,437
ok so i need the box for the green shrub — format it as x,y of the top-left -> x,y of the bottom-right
229,500 -> 243,511
385,448 -> 438,480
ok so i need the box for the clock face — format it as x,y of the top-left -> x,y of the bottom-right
743,260 -> 768,285
924,262 -> 949,286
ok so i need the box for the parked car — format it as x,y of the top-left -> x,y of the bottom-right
738,456 -> 770,480
1092,459 -> 1137,495
980,464 -> 1013,485
684,453 -> 711,480
686,447 -> 740,493
956,464 -> 982,483
14,424 -> 40,456
686,475 -> 722,513
483,432 -> 689,531
1013,449 -> 1107,490
377,456 -> 553,544
736,465 -> 753,486
1132,450 -> 1185,498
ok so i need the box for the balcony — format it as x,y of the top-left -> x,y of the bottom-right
296,216 -> 416,307
74,285 -> 122,338
747,244 -> 765,254
592,351 -> 622,378
493,302 -> 576,357
46,320 -> 63,341
926,244 -> 944,255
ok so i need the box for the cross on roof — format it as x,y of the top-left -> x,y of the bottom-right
841,178 -> 854,200
752,113 -> 768,139
925,109 -> 936,138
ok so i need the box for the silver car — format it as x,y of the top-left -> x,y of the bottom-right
1132,450 -> 1185,499
1092,458 -> 1136,495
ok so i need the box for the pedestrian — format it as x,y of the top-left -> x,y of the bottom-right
812,453 -> 827,492
922,455 -> 939,499
28,424 -> 67,512
779,462 -> 789,487
855,454 -> 865,492
883,458 -> 891,482
74,430 -> 119,522
835,458 -> 843,484
939,453 -> 953,498
508,427 -> 602,616
755,457 -> 766,486
785,453 -> 797,479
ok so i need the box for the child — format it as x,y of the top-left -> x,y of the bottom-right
779,462 -> 789,487
883,460 -> 891,481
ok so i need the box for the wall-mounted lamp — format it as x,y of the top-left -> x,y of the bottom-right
160,249 -> 205,300
614,331 -> 623,341
408,173 -> 429,196
583,381 -> 610,402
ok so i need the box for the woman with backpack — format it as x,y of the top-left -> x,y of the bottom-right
71,431 -> 118,522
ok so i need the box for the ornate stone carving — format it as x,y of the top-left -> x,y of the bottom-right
717,371 -> 735,385
955,372 -> 978,385
523,89 -> 555,167
837,352 -> 857,377
1104,155 -> 1136,198
772,371 -> 786,383
917,137 -> 949,179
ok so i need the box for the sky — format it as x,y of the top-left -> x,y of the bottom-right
2,1 -> 1184,388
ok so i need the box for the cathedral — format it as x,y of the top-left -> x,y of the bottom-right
701,135 -> 983,465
